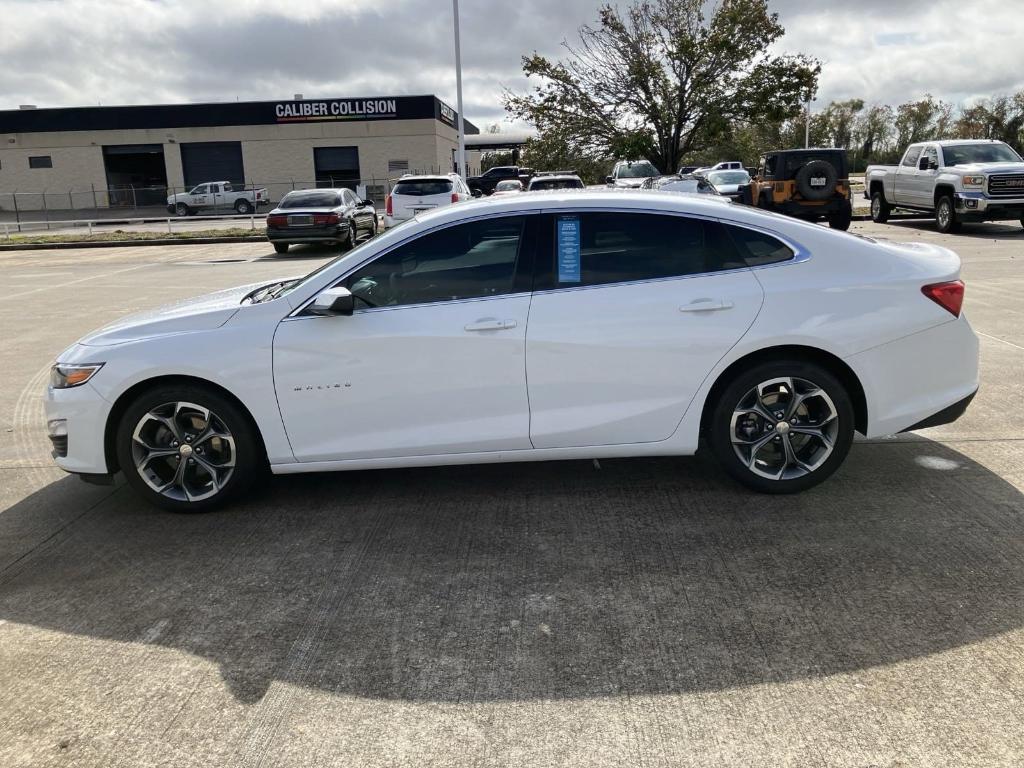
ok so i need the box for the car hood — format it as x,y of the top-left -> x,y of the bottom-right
713,183 -> 743,194
76,280 -> 279,347
611,179 -> 646,188
948,162 -> 1024,174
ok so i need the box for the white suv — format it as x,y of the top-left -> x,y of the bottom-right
384,173 -> 471,228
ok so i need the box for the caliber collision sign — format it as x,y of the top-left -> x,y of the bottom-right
275,99 -> 399,122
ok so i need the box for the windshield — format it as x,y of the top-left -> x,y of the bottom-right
494,180 -> 521,191
616,162 -> 658,179
279,192 -> 340,209
530,178 -> 584,190
708,170 -> 750,185
942,143 -> 1022,166
392,179 -> 453,196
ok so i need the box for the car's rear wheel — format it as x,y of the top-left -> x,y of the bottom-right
273,242 -> 289,254
707,360 -> 855,493
174,203 -> 190,217
342,222 -> 356,250
828,202 -> 852,231
235,199 -> 252,214
935,195 -> 961,233
870,190 -> 891,223
115,384 -> 264,512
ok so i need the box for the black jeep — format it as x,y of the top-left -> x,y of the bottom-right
742,149 -> 853,230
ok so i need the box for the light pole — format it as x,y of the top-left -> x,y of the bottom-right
452,0 -> 467,177
804,99 -> 811,149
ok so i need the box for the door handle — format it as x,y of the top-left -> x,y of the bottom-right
464,318 -> 517,332
679,299 -> 734,313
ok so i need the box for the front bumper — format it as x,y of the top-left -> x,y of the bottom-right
955,192 -> 1024,221
44,381 -> 113,475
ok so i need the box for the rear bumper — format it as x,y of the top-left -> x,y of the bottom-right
901,389 -> 977,432
846,314 -> 980,437
771,197 -> 850,217
267,225 -> 345,243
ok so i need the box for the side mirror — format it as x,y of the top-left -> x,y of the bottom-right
918,157 -> 931,171
605,175 -> 614,184
361,198 -> 374,207
309,286 -> 354,317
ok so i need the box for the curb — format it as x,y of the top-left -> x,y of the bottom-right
0,236 -> 268,251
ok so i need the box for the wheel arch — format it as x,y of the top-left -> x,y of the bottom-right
103,374 -> 268,474
869,179 -> 886,199
934,184 -> 957,205
699,345 -> 868,437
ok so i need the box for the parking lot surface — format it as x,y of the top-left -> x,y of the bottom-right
1,219 -> 1022,767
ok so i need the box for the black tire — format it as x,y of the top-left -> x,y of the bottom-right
758,189 -> 775,211
870,190 -> 891,223
273,242 -> 289,254
115,384 -> 265,512
935,194 -> 961,234
341,222 -> 356,250
828,201 -> 853,231
174,203 -> 190,217
235,199 -> 252,214
795,160 -> 838,201
707,359 -> 855,494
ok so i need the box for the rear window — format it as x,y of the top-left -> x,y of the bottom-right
392,179 -> 453,196
280,192 -> 340,209
530,178 -> 584,191
725,224 -> 794,267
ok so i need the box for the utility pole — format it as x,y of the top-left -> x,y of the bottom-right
805,99 -> 811,149
453,0 -> 467,177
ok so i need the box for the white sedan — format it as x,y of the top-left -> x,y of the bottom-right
45,190 -> 979,511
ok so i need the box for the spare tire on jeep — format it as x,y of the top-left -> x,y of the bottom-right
795,159 -> 838,201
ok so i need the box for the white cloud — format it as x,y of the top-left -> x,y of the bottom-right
1,0 -> 1022,126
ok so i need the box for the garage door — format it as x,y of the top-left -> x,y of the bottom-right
180,142 -> 245,188
314,146 -> 360,189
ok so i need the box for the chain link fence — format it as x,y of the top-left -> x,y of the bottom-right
0,171 -> 454,230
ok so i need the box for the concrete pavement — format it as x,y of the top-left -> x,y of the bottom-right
0,221 -> 1022,767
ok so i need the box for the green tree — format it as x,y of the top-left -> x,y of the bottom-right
504,0 -> 819,174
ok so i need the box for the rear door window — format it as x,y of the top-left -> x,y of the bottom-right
392,179 -> 454,197
541,213 -> 745,289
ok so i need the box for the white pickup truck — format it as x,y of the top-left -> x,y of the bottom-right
166,181 -> 270,216
864,139 -> 1024,233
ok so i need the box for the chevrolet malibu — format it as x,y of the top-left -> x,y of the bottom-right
46,191 -> 979,511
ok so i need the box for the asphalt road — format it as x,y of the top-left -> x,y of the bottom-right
1,219 -> 1022,767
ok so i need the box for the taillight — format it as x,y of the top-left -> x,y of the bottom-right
451,192 -> 459,204
267,214 -> 287,227
385,194 -> 393,216
313,212 -> 340,225
922,280 -> 964,317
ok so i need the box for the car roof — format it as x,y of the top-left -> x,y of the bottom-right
409,189 -> 770,234
919,139 -> 1008,147
530,174 -> 582,182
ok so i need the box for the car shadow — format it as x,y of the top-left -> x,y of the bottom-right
1,439 -> 1021,706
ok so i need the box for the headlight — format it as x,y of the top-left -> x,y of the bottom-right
50,363 -> 104,389
962,175 -> 985,187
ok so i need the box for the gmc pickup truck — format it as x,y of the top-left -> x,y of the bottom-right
167,181 -> 270,216
865,140 -> 1024,233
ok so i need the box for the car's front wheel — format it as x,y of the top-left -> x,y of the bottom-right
935,195 -> 961,234
707,361 -> 855,493
115,384 -> 264,512
870,190 -> 890,223
174,203 -> 190,217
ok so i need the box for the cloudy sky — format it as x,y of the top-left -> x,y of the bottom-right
2,0 -> 1023,127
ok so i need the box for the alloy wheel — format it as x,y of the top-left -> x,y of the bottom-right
730,377 -> 839,481
131,401 -> 236,502
937,200 -> 951,228
871,196 -> 880,218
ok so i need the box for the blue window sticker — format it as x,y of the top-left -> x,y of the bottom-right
557,216 -> 581,283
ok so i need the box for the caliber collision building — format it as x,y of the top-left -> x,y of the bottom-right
0,95 -> 478,211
